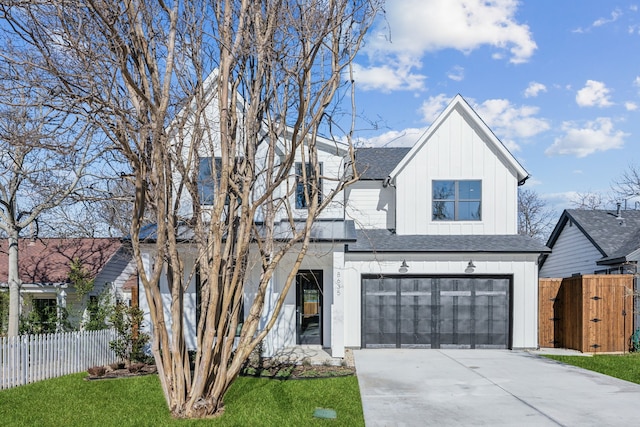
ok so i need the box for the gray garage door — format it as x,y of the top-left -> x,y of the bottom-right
362,276 -> 511,349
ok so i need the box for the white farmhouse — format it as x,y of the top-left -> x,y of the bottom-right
138,94 -> 549,357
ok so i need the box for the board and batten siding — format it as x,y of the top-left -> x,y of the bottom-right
539,222 -> 603,278
345,181 -> 395,230
341,253 -> 540,350
394,107 -> 519,236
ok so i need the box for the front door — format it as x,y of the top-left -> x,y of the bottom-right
296,270 -> 323,345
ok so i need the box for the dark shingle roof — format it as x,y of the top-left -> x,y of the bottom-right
548,209 -> 640,264
348,229 -> 550,253
354,147 -> 411,180
137,220 -> 357,243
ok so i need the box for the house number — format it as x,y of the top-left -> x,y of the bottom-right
336,271 -> 343,296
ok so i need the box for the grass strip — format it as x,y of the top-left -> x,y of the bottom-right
0,373 -> 364,426
543,352 -> 640,384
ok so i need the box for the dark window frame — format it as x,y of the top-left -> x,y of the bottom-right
432,179 -> 482,221
198,157 -> 244,206
197,157 -> 221,206
295,162 -> 323,209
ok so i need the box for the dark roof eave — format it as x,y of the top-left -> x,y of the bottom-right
346,248 -> 550,254
596,256 -> 628,265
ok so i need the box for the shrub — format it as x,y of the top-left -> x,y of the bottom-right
109,303 -> 150,365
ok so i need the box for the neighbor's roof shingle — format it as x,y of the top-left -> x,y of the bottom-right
354,147 -> 411,180
548,209 -> 640,263
348,229 -> 550,253
0,238 -> 122,284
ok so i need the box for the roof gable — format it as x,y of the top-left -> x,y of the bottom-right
388,94 -> 528,183
546,209 -> 640,263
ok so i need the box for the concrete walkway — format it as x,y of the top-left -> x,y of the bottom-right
354,349 -> 640,426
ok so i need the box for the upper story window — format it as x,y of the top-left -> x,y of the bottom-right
198,157 -> 221,205
295,162 -> 322,209
432,180 -> 482,221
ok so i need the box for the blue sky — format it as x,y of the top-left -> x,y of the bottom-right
350,0 -> 640,213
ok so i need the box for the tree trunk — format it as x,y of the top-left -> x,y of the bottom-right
7,229 -> 21,336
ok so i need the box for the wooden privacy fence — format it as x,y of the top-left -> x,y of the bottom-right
539,275 -> 634,353
0,329 -> 118,390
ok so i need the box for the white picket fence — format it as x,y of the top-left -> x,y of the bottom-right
0,329 -> 118,390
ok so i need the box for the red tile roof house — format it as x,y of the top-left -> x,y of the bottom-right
0,238 -> 137,331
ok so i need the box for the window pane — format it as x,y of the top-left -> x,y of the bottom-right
198,157 -> 215,205
296,181 -> 307,209
459,181 -> 481,200
295,162 -> 322,209
433,181 -> 455,200
458,201 -> 481,220
433,201 -> 454,220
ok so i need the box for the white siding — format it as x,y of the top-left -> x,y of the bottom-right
261,243 -> 336,355
345,181 -> 395,229
140,243 -> 338,355
539,222 -> 603,278
394,107 -> 519,235
342,253 -> 540,350
139,251 -> 198,350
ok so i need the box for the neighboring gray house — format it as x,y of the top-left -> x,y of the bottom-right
539,207 -> 640,278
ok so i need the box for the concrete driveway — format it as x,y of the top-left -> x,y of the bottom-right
354,349 -> 640,426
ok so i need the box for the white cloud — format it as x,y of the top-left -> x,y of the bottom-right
367,0 -> 536,64
352,61 -> 426,92
625,101 -> 638,111
524,82 -> 547,98
593,9 -> 622,27
447,66 -> 464,82
574,8 -> 623,32
473,99 -> 551,151
355,128 -> 426,148
418,94 -> 451,123
576,80 -> 613,107
545,117 -> 627,157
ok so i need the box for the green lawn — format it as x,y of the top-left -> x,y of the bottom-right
0,373 -> 364,427
543,352 -> 640,384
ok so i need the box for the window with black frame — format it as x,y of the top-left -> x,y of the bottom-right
197,157 -> 220,205
432,180 -> 482,221
295,162 -> 322,209
198,157 -> 243,206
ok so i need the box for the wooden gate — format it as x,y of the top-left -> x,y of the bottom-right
539,275 -> 634,353
538,278 -> 562,348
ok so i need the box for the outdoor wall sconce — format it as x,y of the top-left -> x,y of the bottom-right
399,260 -> 409,273
465,260 -> 476,274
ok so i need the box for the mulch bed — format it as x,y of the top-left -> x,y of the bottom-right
86,362 -> 354,380
240,362 -> 355,379
85,363 -> 157,380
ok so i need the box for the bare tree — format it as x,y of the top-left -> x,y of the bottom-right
0,68 -> 98,336
612,163 -> 640,209
518,188 -> 555,242
570,191 -> 614,210
42,172 -> 149,238
1,0 -> 381,418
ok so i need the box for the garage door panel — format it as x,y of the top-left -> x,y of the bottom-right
363,276 -> 510,349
